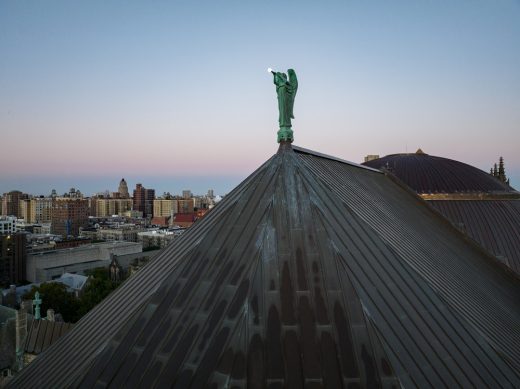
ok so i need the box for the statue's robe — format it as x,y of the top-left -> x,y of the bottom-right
274,71 -> 298,128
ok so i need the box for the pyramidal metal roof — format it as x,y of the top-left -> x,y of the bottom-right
10,144 -> 520,388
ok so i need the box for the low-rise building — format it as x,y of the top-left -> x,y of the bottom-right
150,216 -> 170,227
26,241 -> 142,283
97,228 -> 139,242
0,218 -> 16,235
172,213 -> 197,228
137,229 -> 184,249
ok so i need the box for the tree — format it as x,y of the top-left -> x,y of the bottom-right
77,268 -> 119,317
23,283 -> 80,322
23,268 -> 124,323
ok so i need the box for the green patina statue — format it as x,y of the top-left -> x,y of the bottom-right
271,68 -> 298,143
33,291 -> 42,320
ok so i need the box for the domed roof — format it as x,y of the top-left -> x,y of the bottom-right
363,150 -> 515,194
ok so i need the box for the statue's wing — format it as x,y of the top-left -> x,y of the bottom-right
287,69 -> 298,118
288,69 -> 298,91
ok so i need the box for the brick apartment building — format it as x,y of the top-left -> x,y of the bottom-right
51,198 -> 89,237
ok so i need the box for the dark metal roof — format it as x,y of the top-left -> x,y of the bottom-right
9,144 -> 520,388
361,152 -> 520,276
24,320 -> 74,355
363,152 -> 516,193
428,200 -> 520,274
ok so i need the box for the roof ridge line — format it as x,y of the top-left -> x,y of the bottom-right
292,145 -> 382,173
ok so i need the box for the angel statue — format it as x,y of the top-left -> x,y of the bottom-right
270,68 -> 298,142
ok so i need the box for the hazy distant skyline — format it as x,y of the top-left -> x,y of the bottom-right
1,1 -> 519,193
0,174 -> 245,198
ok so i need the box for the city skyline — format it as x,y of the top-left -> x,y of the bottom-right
0,174 -> 241,198
1,1 -> 519,190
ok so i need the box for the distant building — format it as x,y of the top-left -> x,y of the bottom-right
26,241 -> 142,282
53,273 -> 90,297
144,189 -> 155,218
63,188 -> 82,198
196,208 -> 209,219
118,178 -> 130,199
150,216 -> 170,227
121,210 -> 143,218
177,199 -> 194,214
137,229 -> 179,249
133,183 -> 145,215
51,198 -> 89,238
0,233 -> 27,287
132,184 -> 155,218
1,191 -> 27,217
153,199 -> 178,218
182,190 -> 192,199
29,198 -> 52,223
364,154 -> 379,162
92,198 -> 132,217
19,199 -> 32,222
81,227 -> 139,243
172,213 -> 197,228
0,217 -> 16,235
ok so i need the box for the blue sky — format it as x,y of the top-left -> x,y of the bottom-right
1,1 -> 519,195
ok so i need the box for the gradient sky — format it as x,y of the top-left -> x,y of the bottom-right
1,1 -> 519,196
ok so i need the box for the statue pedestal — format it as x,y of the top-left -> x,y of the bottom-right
277,127 -> 293,143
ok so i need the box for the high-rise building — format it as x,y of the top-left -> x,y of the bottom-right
19,198 -> 33,221
118,178 -> 130,199
182,190 -> 192,199
65,187 -> 82,198
0,233 -> 27,287
1,190 -> 26,217
51,198 -> 89,237
30,197 -> 53,223
133,184 -> 145,215
93,198 -> 133,217
177,199 -> 194,214
153,199 -> 179,218
133,184 -> 155,218
144,189 -> 155,218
